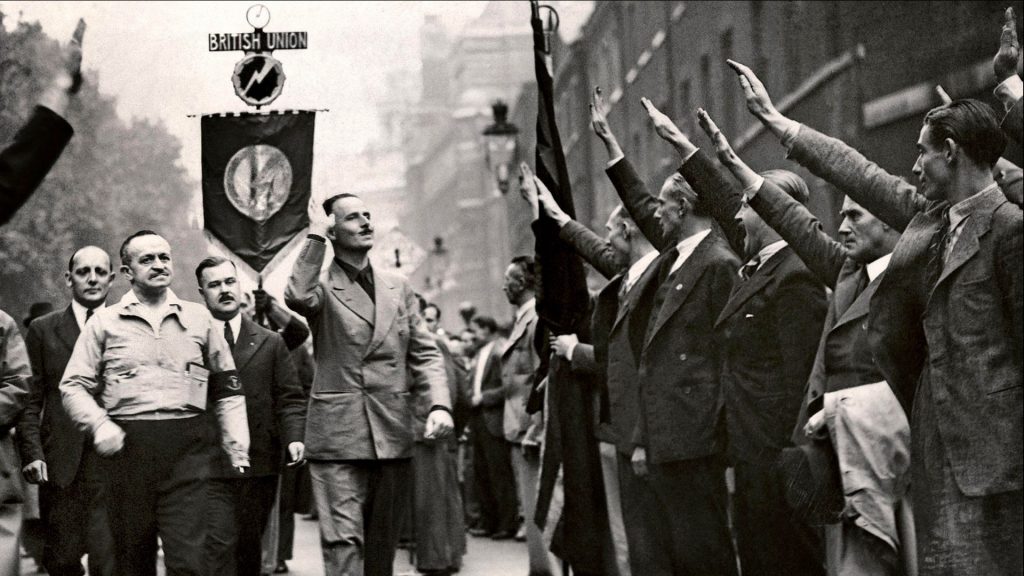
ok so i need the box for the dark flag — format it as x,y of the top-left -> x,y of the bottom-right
528,2 -> 607,575
201,111 -> 315,273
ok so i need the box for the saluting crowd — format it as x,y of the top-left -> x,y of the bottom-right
1,6 -> 1022,576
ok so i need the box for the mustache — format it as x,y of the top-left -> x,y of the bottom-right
218,294 -> 236,303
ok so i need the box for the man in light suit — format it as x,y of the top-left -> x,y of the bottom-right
498,255 -> 559,576
197,257 -> 306,576
0,308 -> 31,574
731,59 -> 1022,575
17,246 -> 115,576
285,193 -> 453,576
466,315 -> 517,541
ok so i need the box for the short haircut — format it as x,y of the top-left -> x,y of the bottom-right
119,230 -> 161,265
509,255 -> 537,291
923,99 -> 1006,168
67,247 -> 110,273
662,173 -> 711,217
322,193 -> 361,216
195,256 -> 235,285
760,170 -> 810,204
424,302 -> 441,319
471,314 -> 498,333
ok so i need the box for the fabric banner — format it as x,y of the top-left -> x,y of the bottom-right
201,111 -> 315,272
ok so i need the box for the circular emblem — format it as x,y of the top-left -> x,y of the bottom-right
232,53 -> 286,107
224,144 -> 292,223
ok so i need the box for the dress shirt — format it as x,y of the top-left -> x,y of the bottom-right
224,314 -> 242,348
336,258 -> 375,303
60,289 -> 249,466
744,240 -> 788,275
623,250 -> 659,294
994,74 -> 1024,112
945,182 -> 1000,262
668,229 -> 713,275
472,341 -> 497,398
865,253 -> 892,283
71,300 -> 104,331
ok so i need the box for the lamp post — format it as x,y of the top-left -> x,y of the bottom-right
482,100 -> 519,195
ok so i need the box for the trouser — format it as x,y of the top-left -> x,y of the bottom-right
510,443 -> 561,576
0,502 -> 20,576
40,450 -> 115,576
277,462 -> 302,560
413,440 -> 466,572
647,456 -> 738,576
104,417 -> 209,576
204,474 -> 278,576
598,442 -> 628,576
471,421 -> 517,534
310,459 -> 411,576
825,520 -> 901,576
616,451 -> 672,576
733,459 -> 824,576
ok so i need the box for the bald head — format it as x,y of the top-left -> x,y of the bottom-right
65,246 -> 115,308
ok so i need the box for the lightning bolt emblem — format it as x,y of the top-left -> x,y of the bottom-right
244,59 -> 276,93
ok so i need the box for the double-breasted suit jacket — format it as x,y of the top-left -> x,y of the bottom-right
787,124 -> 1022,498
606,157 -> 740,464
209,317 -> 305,477
285,238 -> 450,461
681,150 -> 827,465
18,306 -> 87,488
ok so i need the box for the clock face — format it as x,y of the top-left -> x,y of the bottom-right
246,4 -> 271,29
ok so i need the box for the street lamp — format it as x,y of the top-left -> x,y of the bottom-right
482,100 -> 519,195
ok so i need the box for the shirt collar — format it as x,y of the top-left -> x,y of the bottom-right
751,240 -> 788,269
336,258 -> 372,282
515,298 -> 536,324
70,300 -> 104,330
226,314 -> 243,341
625,250 -> 658,289
119,289 -> 185,324
675,229 -> 712,256
865,253 -> 892,282
948,182 -> 1000,231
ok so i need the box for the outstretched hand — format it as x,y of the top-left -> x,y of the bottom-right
641,97 -> 688,144
308,195 -> 335,238
63,19 -> 86,93
696,108 -> 738,167
726,59 -> 777,120
590,86 -> 613,140
518,162 -> 540,221
994,7 -> 1020,82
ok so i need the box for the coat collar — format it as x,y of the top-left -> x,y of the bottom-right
366,270 -> 400,357
503,303 -> 537,357
328,260 -> 375,325
645,233 -> 718,347
931,187 -> 1005,291
232,316 -> 269,371
715,246 -> 792,326
831,271 -> 884,331
56,305 -> 80,352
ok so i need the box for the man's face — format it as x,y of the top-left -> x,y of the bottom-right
838,197 -> 891,264
470,322 -> 494,349
327,196 -> 374,252
654,181 -> 684,241
912,125 -> 953,202
423,306 -> 440,334
735,200 -> 768,259
502,264 -> 526,305
66,247 -> 114,308
122,235 -> 173,292
604,209 -> 631,268
198,262 -> 241,321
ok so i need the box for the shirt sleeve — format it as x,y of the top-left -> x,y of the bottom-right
205,316 -> 250,468
59,315 -> 110,435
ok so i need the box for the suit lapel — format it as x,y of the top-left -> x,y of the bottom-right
328,263 -> 374,325
55,306 -> 80,353
933,212 -> 989,289
714,247 -> 789,327
367,271 -> 399,357
232,317 -> 267,371
502,306 -> 535,357
831,274 -> 883,331
647,235 -> 715,345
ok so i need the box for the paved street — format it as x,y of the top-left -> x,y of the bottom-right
20,514 -> 531,575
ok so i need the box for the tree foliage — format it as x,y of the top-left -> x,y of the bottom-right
0,12 -> 206,322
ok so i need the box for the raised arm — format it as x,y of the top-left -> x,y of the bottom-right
284,198 -> 331,317
697,108 -> 848,287
728,59 -> 928,232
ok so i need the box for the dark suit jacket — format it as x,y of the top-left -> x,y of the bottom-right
681,150 -> 827,465
285,238 -> 450,460
748,178 -> 891,442
607,158 -> 740,464
560,220 -> 661,455
210,317 -> 305,478
1003,96 -> 1022,145
17,306 -> 87,489
0,106 -> 74,226
788,124 -> 1023,496
1,310 -> 31,503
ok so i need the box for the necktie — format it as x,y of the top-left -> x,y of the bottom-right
85,307 -> 94,323
617,277 -> 630,304
739,256 -> 761,280
925,209 -> 951,289
224,321 -> 235,349
355,269 -> 375,303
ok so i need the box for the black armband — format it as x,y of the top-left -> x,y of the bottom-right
429,404 -> 453,417
209,370 -> 244,400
